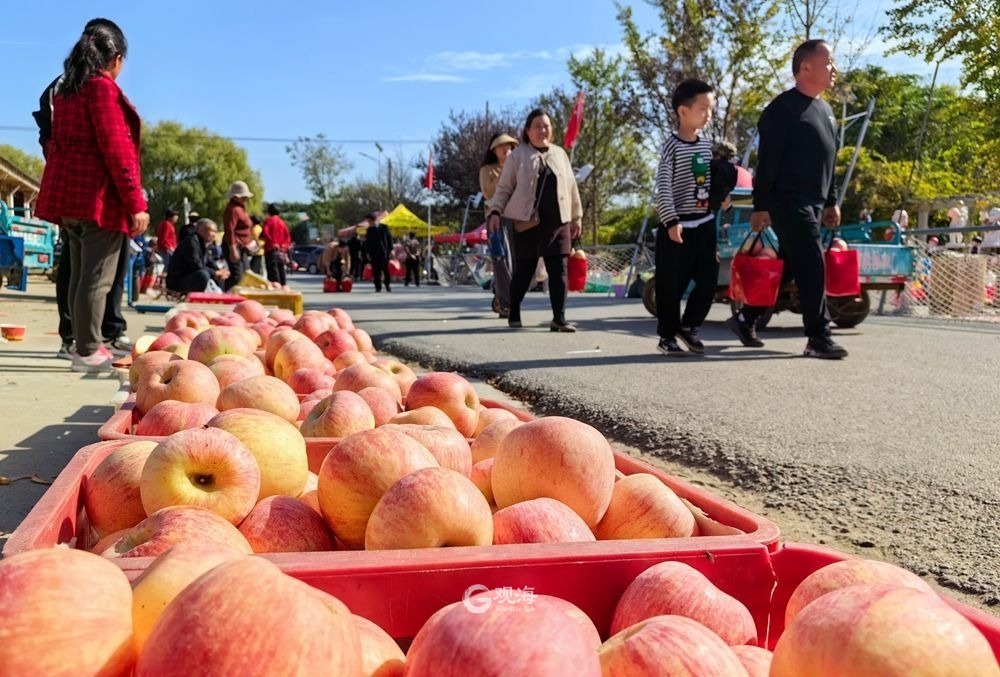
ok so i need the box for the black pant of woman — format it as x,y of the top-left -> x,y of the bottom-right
265,250 -> 287,286
508,254 -> 569,329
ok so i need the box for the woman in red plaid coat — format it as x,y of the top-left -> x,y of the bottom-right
36,20 -> 149,372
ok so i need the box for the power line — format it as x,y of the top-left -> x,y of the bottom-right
0,125 -> 428,145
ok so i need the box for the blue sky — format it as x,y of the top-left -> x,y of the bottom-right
1,0 -> 959,205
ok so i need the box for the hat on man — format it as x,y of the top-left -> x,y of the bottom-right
489,133 -> 519,151
188,211 -> 200,219
228,181 -> 254,199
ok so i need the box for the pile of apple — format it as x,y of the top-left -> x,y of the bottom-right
3,544 -> 997,676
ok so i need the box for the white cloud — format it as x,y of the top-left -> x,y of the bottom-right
382,73 -> 469,83
425,49 -> 559,72
496,73 -> 565,100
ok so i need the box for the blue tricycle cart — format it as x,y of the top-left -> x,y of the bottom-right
0,202 -> 58,291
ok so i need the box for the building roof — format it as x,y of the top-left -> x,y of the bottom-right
0,154 -> 41,194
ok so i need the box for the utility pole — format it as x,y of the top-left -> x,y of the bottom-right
387,159 -> 393,207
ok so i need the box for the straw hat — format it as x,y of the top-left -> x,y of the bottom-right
227,181 -> 253,199
489,133 -> 519,151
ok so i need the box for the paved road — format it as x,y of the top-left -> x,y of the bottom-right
297,275 -> 1000,609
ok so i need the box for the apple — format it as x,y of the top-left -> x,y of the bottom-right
731,645 -> 773,677
405,372 -> 480,437
371,358 -> 417,397
207,353 -> 266,390
233,299 -> 268,323
207,408 -> 309,499
171,325 -> 200,343
294,312 -> 336,341
492,497 -> 596,545
146,331 -> 184,354
470,419 -> 522,464
357,386 -> 402,426
187,326 -> 257,364
273,338 -> 328,382
333,349 -> 370,371
209,312 -> 248,327
299,490 -> 321,514
133,400 -> 219,436
237,495 -> 336,553
248,320 -> 277,346
165,310 -> 209,333
472,407 -> 520,437
131,543 -> 246,652
317,428 -> 439,549
771,584 -> 999,677
333,362 -> 403,401
300,390 -> 376,440
134,359 -> 222,416
299,397 -> 322,423
599,615 -> 748,676
161,341 -> 189,359
268,307 -> 296,324
353,615 -> 406,677
406,593 -> 601,677
128,350 -> 178,391
287,367 -> 336,395
610,561 -> 757,645
131,333 -> 158,358
135,557 -> 362,676
217,374 -> 300,423
379,423 -> 472,476
784,558 -> 935,626
93,505 -> 252,558
264,327 -> 307,372
388,406 -> 456,430
315,328 -> 358,361
366,467 -> 493,550
350,328 -> 374,352
83,440 -> 158,538
0,548 -> 135,677
140,427 -> 261,524
594,473 -> 696,540
470,458 -> 495,504
328,307 -> 355,330
492,416 -> 615,528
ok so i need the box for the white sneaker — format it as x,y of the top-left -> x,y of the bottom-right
56,341 -> 75,360
70,345 -> 116,372
104,336 -> 133,358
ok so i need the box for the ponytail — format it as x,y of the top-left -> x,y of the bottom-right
60,19 -> 128,95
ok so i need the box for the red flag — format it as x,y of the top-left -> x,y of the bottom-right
425,152 -> 435,190
564,91 -> 585,149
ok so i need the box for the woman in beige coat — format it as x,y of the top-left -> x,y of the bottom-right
487,109 -> 583,331
479,132 -> 518,318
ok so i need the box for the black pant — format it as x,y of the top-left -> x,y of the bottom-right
744,203 -> 830,338
509,255 -> 568,323
223,254 -> 246,292
171,269 -> 211,293
265,250 -> 287,286
405,257 -> 420,286
656,221 -> 718,339
250,254 -> 264,275
371,257 -> 391,291
57,229 -> 127,344
350,251 -> 364,279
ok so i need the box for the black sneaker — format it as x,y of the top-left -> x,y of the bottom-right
804,335 -> 848,359
676,327 -> 705,354
657,338 -> 686,356
550,319 -> 577,333
725,315 -> 764,348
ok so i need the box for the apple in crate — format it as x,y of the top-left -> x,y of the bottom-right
294,311 -> 336,341
492,416 -> 615,528
315,328 -> 358,361
784,558 -> 934,626
140,428 -> 261,524
146,331 -> 185,354
233,299 -> 268,323
317,428 -> 439,549
188,325 -> 257,364
611,561 -> 757,646
471,418 -> 521,463
333,348 -> 369,371
492,497 -> 596,545
264,327 -> 307,372
350,327 -> 374,351
599,615 -> 748,677
273,338 -> 328,381
217,374 -> 300,423
207,408 -> 309,499
300,390 -> 375,440
165,310 -> 209,333
286,367 -> 335,395
405,372 -> 480,437
334,362 -> 403,401
0,548 -> 135,677
93,505 -> 252,557
131,543 -> 246,652
470,458 -> 495,504
731,645 -> 773,677
406,593 -> 601,677
357,385 -> 402,426
238,495 -> 336,553
135,359 -> 221,416
594,473 -> 695,540
209,312 -> 248,327
135,557 -> 362,676
771,584 -> 1000,677
371,357 -> 417,397
353,615 -> 406,677
133,400 -> 218,436
389,406 -> 455,429
84,440 -> 158,538
473,407 -> 519,437
129,350 -> 179,391
328,307 -> 354,330
365,467 -> 493,550
381,423 -> 472,476
207,353 -> 265,389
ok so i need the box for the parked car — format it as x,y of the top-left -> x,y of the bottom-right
290,244 -> 325,274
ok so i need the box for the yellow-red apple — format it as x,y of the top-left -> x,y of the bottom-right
472,407 -> 520,437
357,386 -> 402,426
732,645 -> 773,677
405,372 -> 480,437
492,497 -> 596,545
94,505 -> 252,558
380,423 -> 472,476
300,390 -> 375,439
333,362 -> 403,401
84,440 -> 158,538
470,458 -> 495,504
599,615 -> 748,676
135,359 -> 221,416
470,418 -> 521,463
238,495 -> 336,553
353,615 -> 406,677
371,357 -> 416,397
594,473 -> 695,540
134,400 -> 218,437
217,374 -> 300,423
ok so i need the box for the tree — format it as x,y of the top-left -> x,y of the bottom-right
141,121 -> 263,223
536,49 -> 653,244
286,134 -> 353,202
0,145 -> 44,180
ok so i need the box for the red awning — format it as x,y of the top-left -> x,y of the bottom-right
434,224 -> 488,245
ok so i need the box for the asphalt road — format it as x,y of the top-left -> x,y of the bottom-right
297,274 -> 1000,609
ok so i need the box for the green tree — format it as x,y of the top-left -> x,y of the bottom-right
141,121 -> 262,224
286,134 -> 353,202
0,144 -> 44,180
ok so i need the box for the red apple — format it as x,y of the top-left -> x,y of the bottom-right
317,428 -> 439,549
217,374 -> 300,423
248,320 -> 277,346
135,557 -> 362,676
492,497 -> 596,545
207,353 -> 266,390
353,615 -> 406,677
470,418 -> 522,463
599,615 -> 748,676
300,390 -> 376,440
594,473 -> 696,540
294,312 -> 335,341
233,299 -> 268,323
268,307 -> 296,324
134,400 -> 219,436
263,327 -> 307,372
732,645 -> 773,677
0,548 -> 135,676
171,325 -> 200,343
492,416 -> 615,528
472,407 -> 520,437
130,334 -> 158,358
388,406 -> 456,429
315,328 -> 359,361
83,440 -> 158,538
209,312 -> 248,327
611,561 -> 757,645
147,331 -> 184,353
165,310 -> 209,333
357,386 -> 403,426
470,458 -> 495,504
286,368 -> 335,395
188,325 -> 257,364
128,350 -> 179,392
238,495 -> 336,553
365,467 -> 493,550
350,328 -> 374,352
94,505 -> 252,558
273,338 -> 328,382
333,362 -> 403,401
379,423 -> 472,476
328,307 -> 355,330
140,427 -> 261,524
371,358 -> 417,397
333,349 -> 369,371
405,372 -> 480,437
135,359 -> 221,416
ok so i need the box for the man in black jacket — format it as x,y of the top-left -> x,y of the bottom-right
166,219 -> 230,293
363,212 -> 394,292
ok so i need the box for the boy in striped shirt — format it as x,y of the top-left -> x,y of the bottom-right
654,79 -> 718,356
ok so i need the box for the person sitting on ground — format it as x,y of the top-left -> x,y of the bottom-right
166,218 -> 230,294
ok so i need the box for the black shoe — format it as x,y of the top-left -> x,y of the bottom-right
499,309 -> 510,319
550,320 -> 576,333
804,335 -> 848,359
725,315 -> 764,348
508,319 -> 523,328
676,327 -> 705,354
657,338 -> 686,356
385,286 -> 391,292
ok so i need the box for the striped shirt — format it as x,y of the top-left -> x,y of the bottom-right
655,133 -> 713,228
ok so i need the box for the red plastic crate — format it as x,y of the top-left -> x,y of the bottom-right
183,292 -> 246,305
